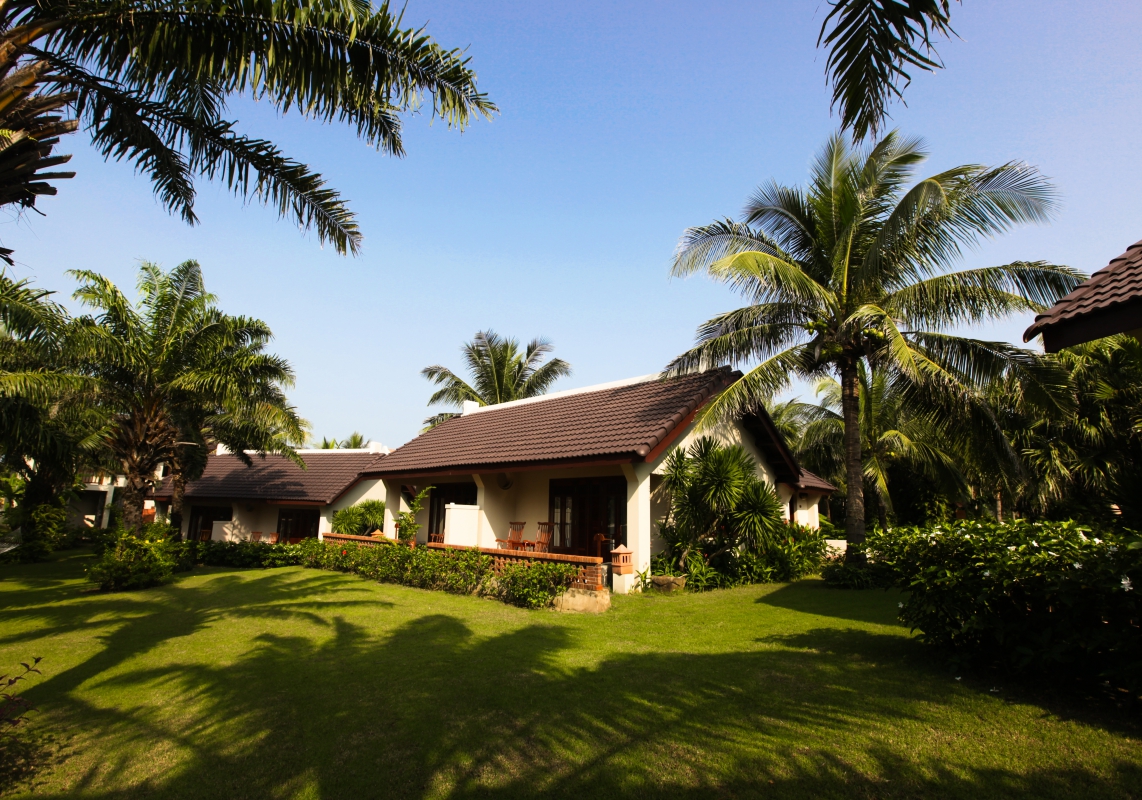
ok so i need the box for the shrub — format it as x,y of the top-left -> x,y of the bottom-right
496,562 -> 579,609
869,520 -> 1142,690
87,533 -> 177,591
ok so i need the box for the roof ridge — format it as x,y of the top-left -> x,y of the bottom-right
461,373 -> 662,416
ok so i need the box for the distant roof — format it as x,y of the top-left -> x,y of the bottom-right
367,369 -> 738,477
1024,239 -> 1142,351
154,451 -> 384,505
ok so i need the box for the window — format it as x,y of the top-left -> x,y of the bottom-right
277,508 -> 319,541
188,505 -> 232,541
549,477 -> 626,558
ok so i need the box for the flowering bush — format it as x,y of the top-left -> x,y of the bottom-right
867,520 -> 1141,689
87,532 -> 178,590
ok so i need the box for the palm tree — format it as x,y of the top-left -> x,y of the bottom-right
818,0 -> 958,139
70,260 -> 306,531
0,1 -> 494,256
794,364 -> 965,531
667,131 -> 1082,559
421,330 -> 572,429
340,431 -> 367,449
0,272 -> 103,553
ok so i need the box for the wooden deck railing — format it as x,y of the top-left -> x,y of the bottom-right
319,535 -> 609,591
426,542 -> 607,591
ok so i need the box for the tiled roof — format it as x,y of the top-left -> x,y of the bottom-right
368,368 -> 737,476
154,451 -> 384,504
1025,240 -> 1142,343
795,469 -> 836,493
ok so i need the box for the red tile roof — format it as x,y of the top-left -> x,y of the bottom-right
1024,240 -> 1142,350
153,451 -> 384,504
368,369 -> 738,477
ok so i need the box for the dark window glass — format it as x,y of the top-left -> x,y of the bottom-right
277,509 -> 319,541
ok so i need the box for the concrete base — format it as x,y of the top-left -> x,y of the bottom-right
553,587 -> 611,613
612,572 -> 638,595
650,575 -> 687,593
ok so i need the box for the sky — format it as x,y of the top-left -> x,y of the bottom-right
5,0 -> 1142,449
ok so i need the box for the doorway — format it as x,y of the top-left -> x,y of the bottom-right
549,477 -> 627,559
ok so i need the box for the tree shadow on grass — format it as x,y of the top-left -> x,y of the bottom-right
756,579 -> 905,626
18,615 -> 1142,798
3,559 -> 1141,799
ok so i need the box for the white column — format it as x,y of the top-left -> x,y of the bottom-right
382,480 -> 403,540
619,463 -> 653,594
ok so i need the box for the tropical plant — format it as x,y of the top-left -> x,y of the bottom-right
794,363 -> 965,530
317,432 -> 366,449
318,436 -> 340,450
0,0 -> 495,255
656,436 -> 785,569
394,486 -> 431,543
667,131 -> 1082,559
0,272 -> 105,556
421,330 -> 571,429
992,335 -> 1142,526
331,499 -> 386,537
69,260 -> 306,531
818,0 -> 959,139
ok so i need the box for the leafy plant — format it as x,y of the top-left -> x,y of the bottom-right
657,436 -> 785,566
868,520 -> 1142,690
496,562 -> 579,609
394,487 -> 431,543
331,500 -> 386,536
87,531 -> 178,591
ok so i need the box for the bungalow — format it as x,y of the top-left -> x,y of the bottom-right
364,367 -> 833,594
152,445 -> 389,542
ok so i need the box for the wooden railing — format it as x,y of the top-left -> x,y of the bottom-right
426,542 -> 606,591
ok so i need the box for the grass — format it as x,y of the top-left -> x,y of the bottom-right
0,550 -> 1139,799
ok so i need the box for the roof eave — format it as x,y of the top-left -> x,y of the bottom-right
1025,298 -> 1142,352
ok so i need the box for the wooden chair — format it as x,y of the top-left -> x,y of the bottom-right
251,532 -> 263,543
428,532 -> 445,544
496,521 -> 526,550
533,522 -> 554,554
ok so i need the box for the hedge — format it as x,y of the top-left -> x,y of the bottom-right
88,534 -> 577,609
851,520 -> 1141,690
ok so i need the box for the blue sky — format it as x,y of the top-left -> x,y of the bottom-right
6,0 -> 1142,448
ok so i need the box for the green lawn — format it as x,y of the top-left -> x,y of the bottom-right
0,551 -> 1139,799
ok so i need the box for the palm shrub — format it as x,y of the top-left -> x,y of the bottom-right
394,487 -> 430,543
868,520 -> 1142,690
331,500 -> 386,536
668,131 -> 1082,559
656,437 -> 794,588
421,331 -> 571,429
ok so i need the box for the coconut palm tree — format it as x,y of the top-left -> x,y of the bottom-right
421,330 -> 572,429
794,364 -> 966,531
70,260 -> 305,531
667,131 -> 1082,559
819,0 -> 958,139
0,0 -> 494,256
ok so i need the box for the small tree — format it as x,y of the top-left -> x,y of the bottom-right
657,438 -> 785,569
395,487 -> 432,544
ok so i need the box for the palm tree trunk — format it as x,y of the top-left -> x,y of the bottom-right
840,359 -> 866,563
120,477 -> 146,533
170,472 -> 187,538
995,488 -> 1004,524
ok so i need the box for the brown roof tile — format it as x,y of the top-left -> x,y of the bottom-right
1025,239 -> 1142,347
154,451 -> 384,504
368,368 -> 737,476
795,469 -> 836,493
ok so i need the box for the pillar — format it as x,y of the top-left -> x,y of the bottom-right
618,463 -> 652,594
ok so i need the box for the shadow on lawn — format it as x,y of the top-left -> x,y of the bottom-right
5,561 -> 1142,799
756,579 -> 904,626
